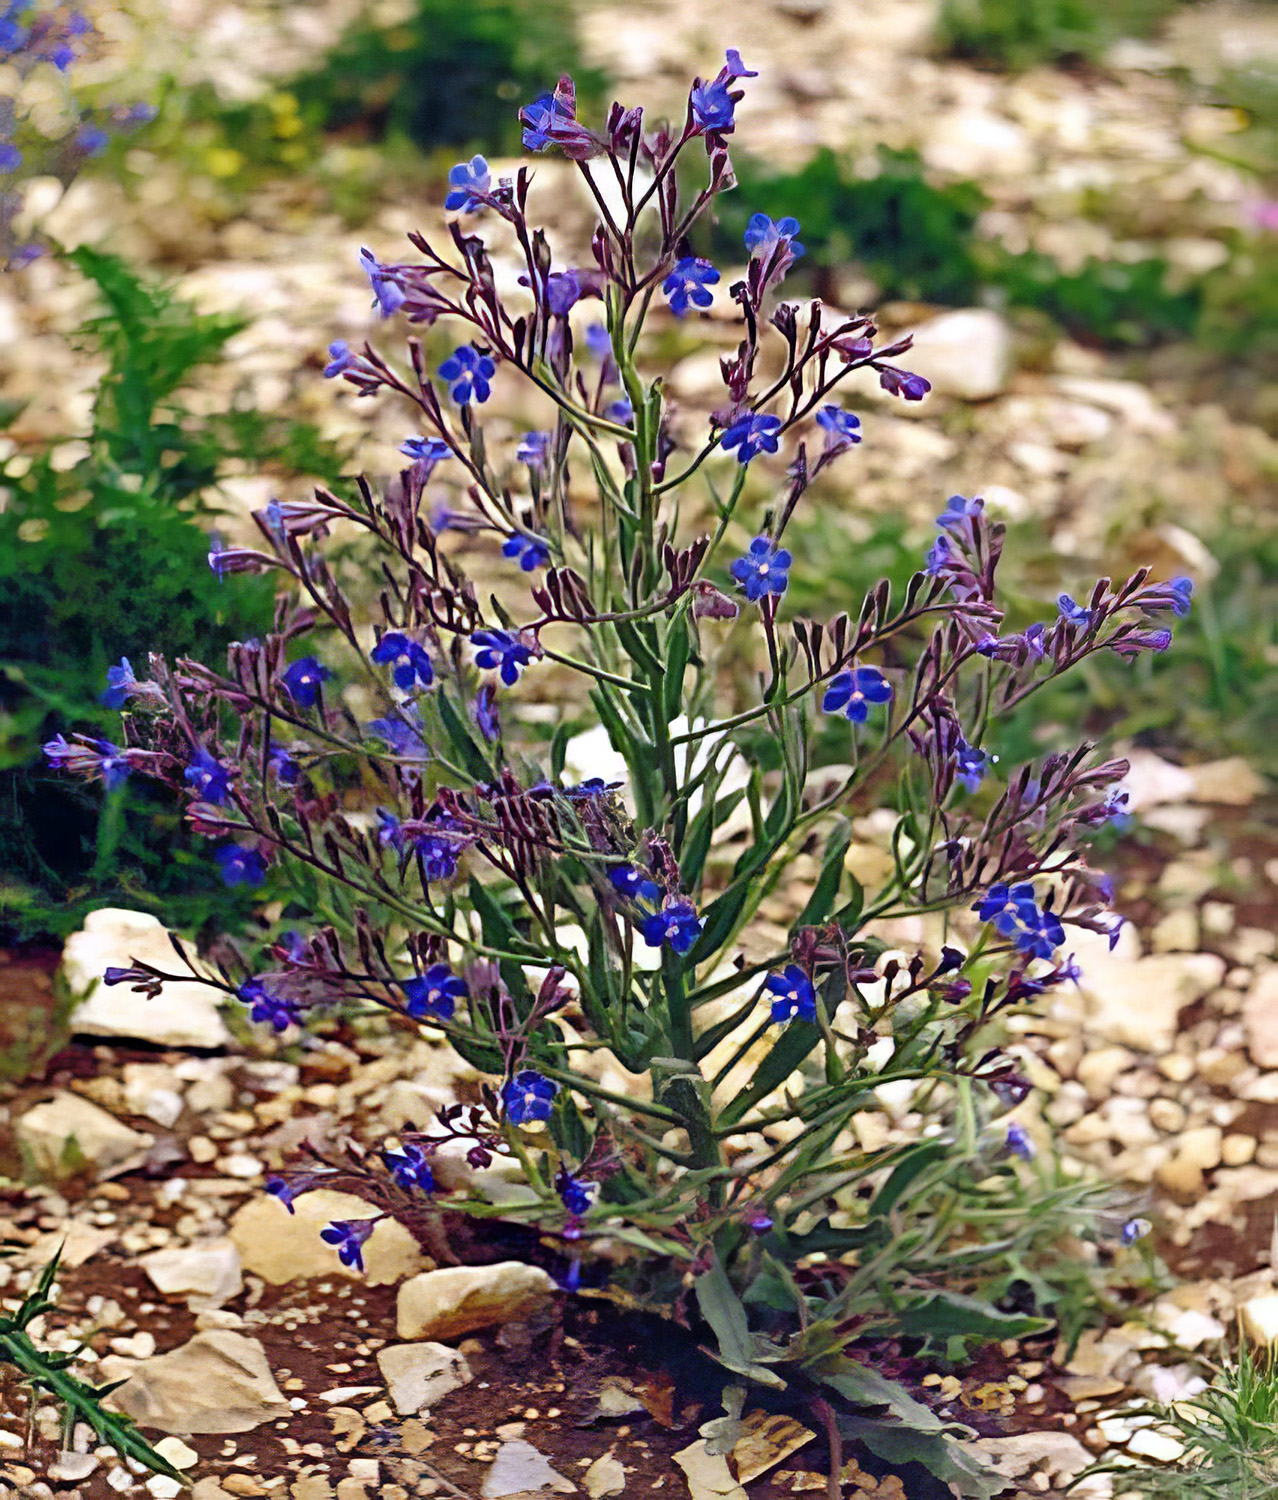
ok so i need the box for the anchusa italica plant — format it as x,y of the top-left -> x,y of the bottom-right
55,55 -> 1194,1494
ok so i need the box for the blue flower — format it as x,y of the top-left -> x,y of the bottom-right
383,1143 -> 435,1194
376,808 -> 404,848
924,535 -> 953,576
74,123 -> 108,156
662,256 -> 719,317
546,270 -> 581,316
879,368 -> 931,401
359,247 -> 405,317
722,48 -> 758,80
101,656 -> 135,709
402,962 -> 467,1021
973,883 -> 1064,961
605,395 -> 633,424
324,341 -> 357,378
471,629 -> 534,686
729,537 -> 792,602
690,77 -> 736,132
1147,576 -> 1194,617
266,1177 -> 302,1213
400,436 -> 451,470
280,656 -> 331,708
43,735 -> 130,791
1121,1218 -> 1151,1246
557,1171 -> 593,1217
504,1069 -> 559,1125
765,964 -> 816,1024
744,214 -> 804,260
937,495 -> 983,535
445,154 -> 490,212
320,1218 -> 378,1272
0,142 -> 21,173
519,88 -> 596,154
953,738 -> 987,794
608,865 -> 661,904
822,667 -> 892,723
185,748 -> 233,805
502,534 -> 552,572
516,430 -> 551,468
815,405 -> 862,452
371,632 -> 434,692
237,979 -> 296,1032
269,743 -> 301,785
1057,594 -> 1093,629
215,845 -> 267,888
640,899 -> 702,955
474,684 -> 500,743
439,344 -> 496,405
720,412 -> 782,464
1005,1123 -> 1035,1161
367,711 -> 430,761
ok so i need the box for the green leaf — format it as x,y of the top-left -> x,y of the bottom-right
795,818 -> 851,928
436,689 -> 495,780
662,615 -> 690,724
867,1138 -> 951,1220
892,1289 -> 1053,1344
837,1413 -> 1005,1500
717,1021 -> 820,1128
694,1249 -> 787,1389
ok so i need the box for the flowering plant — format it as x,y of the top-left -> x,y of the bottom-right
59,55 -> 1187,1494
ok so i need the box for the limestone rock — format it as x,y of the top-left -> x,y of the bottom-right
672,1440 -> 748,1500
375,1341 -> 472,1415
1243,968 -> 1278,1068
1241,1295 -> 1278,1348
229,1189 -> 426,1287
904,308 -> 1014,401
481,1439 -> 576,1497
964,1430 -> 1094,1485
16,1092 -> 151,1179
141,1240 -> 243,1309
583,1453 -> 626,1498
62,909 -> 230,1049
102,1331 -> 290,1434
1073,928 -> 1225,1052
397,1262 -> 556,1341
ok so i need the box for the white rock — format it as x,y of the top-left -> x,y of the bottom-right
1243,968 -> 1278,1068
49,1452 -> 99,1481
481,1439 -> 576,1496
672,1439 -> 748,1500
376,1341 -> 472,1415
16,1092 -> 152,1179
397,1262 -> 557,1341
965,1430 -> 1094,1484
101,1330 -> 290,1434
122,1064 -> 186,1128
1187,756 -> 1268,805
904,308 -> 1014,401
1241,1294 -> 1278,1347
1074,929 -> 1226,1053
1127,1428 -> 1185,1462
1121,749 -> 1196,811
229,1189 -> 426,1287
140,1241 -> 242,1309
583,1452 -> 626,1498
923,107 -> 1034,178
62,909 -> 230,1049
146,1476 -> 183,1499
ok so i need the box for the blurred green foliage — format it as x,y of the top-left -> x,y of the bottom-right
715,147 -> 1272,354
0,248 -> 347,942
934,0 -> 1185,72
288,0 -> 605,156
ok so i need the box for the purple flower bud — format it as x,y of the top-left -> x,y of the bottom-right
879,368 -> 931,401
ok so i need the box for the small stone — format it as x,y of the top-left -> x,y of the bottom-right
152,1437 -> 199,1471
1126,1429 -> 1184,1462
16,1092 -> 152,1179
346,1460 -> 379,1484
672,1439 -> 748,1500
1242,969 -> 1278,1068
481,1439 -> 576,1497
1158,1054 -> 1195,1083
1223,1134 -> 1256,1166
376,1342 -> 472,1415
188,1137 -> 218,1165
290,1480 -> 333,1500
397,1262 -> 556,1341
101,1330 -> 290,1434
902,308 -> 1014,401
147,1476 -> 184,1499
1151,909 -> 1199,954
221,1478 -> 268,1497
1187,757 -> 1267,806
1148,1099 -> 1187,1134
48,1453 -> 99,1482
110,1332 -> 158,1359
583,1453 -> 626,1498
141,1241 -> 242,1308
1076,1047 -> 1134,1101
1241,1295 -> 1278,1348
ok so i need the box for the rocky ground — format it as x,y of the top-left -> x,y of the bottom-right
2,0 -> 1277,1496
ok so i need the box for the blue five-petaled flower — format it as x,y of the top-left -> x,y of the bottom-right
690,77 -> 736,133
280,657 -> 331,708
504,1069 -> 559,1125
383,1143 -> 435,1195
730,537 -> 791,603
471,629 -> 534,686
640,899 -> 703,955
608,865 -> 661,904
237,979 -> 295,1033
744,214 -> 805,260
815,405 -> 862,448
439,345 -> 496,405
502,534 -> 552,572
822,667 -> 892,724
185,747 -> 233,805
973,883 -> 1065,962
215,845 -> 267,889
101,656 -> 135,709
401,963 -> 468,1021
371,632 -> 434,692
766,964 -> 816,1024
720,412 -> 782,464
445,154 -> 490,213
1057,594 -> 1093,629
662,256 -> 720,316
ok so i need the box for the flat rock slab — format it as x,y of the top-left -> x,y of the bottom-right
16,1091 -> 152,1179
481,1439 -> 576,1497
230,1188 -> 426,1286
397,1261 -> 557,1341
101,1330 -> 290,1435
375,1340 -> 472,1414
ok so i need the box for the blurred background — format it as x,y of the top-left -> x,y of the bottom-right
0,0 -> 1274,982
